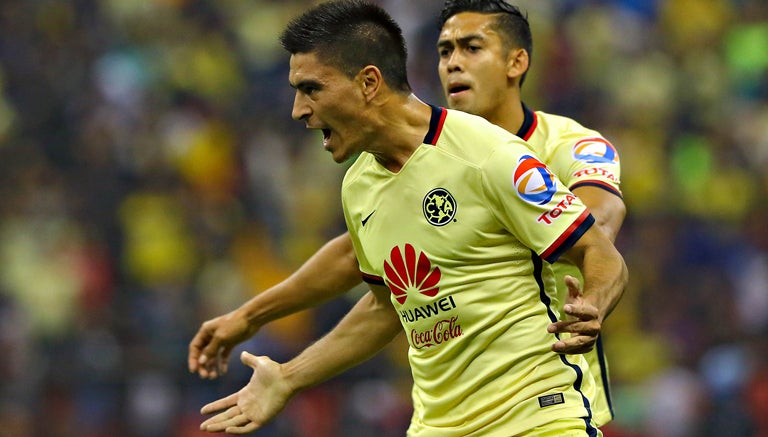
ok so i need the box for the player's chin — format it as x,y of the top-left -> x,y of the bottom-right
327,143 -> 355,163
328,148 -> 349,163
446,96 -> 472,112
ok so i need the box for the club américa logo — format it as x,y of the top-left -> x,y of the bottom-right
513,155 -> 557,205
572,137 -> 619,165
384,244 -> 440,305
423,188 -> 456,226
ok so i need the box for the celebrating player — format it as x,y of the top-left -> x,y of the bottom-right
198,1 -> 627,435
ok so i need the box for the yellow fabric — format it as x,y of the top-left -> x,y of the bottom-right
343,108 -> 599,436
529,110 -> 623,425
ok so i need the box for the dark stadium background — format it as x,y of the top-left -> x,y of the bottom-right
0,0 -> 766,436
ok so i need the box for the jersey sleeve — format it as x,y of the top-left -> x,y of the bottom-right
547,132 -> 622,198
482,142 -> 594,264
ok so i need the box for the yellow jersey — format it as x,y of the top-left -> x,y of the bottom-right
343,106 -> 600,436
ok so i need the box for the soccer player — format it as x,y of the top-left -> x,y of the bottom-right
436,0 -> 626,426
190,0 -> 626,428
190,1 -> 626,426
198,1 -> 627,435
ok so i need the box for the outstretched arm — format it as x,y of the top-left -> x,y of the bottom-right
199,285 -> 402,434
189,232 -> 362,378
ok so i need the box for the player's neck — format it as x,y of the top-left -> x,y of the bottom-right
369,94 -> 432,173
486,98 -> 525,136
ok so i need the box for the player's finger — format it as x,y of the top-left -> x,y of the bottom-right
202,409 -> 251,433
552,342 -> 594,354
188,330 -> 212,372
562,304 -> 598,320
548,320 -> 598,336
200,338 -> 223,370
202,404 -> 239,422
226,422 -> 260,435
201,394 -> 238,416
551,335 -> 596,354
564,275 -> 581,293
207,347 -> 232,378
214,346 -> 229,377
548,320 -> 577,333
195,356 -> 216,380
240,351 -> 260,368
201,416 -> 233,433
196,340 -> 228,379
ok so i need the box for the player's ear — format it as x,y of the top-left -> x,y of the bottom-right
358,65 -> 383,102
506,48 -> 529,82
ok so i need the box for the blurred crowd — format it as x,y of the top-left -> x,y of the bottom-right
0,0 -> 767,436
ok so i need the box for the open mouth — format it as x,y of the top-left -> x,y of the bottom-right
322,128 -> 332,148
448,85 -> 470,94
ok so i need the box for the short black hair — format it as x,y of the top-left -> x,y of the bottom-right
279,0 -> 411,93
439,0 -> 532,86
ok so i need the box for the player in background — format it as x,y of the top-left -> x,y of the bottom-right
190,0 -> 626,427
436,0 -> 626,426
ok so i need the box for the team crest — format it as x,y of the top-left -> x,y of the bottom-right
572,137 -> 619,164
513,155 -> 557,205
423,188 -> 456,226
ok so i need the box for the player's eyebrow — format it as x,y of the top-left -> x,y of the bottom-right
289,79 -> 323,92
437,34 -> 485,49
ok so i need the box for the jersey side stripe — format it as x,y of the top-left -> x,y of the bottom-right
595,335 -> 615,419
531,251 -> 597,436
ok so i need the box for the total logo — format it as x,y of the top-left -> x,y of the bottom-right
513,155 -> 557,205
572,138 -> 619,165
573,167 -> 618,182
537,194 -> 578,225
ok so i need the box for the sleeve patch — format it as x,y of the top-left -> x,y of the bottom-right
572,138 -> 619,165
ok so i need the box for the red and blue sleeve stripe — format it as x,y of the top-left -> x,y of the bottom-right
569,181 -> 623,199
540,210 -> 595,263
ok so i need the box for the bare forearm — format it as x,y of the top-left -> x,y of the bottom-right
239,233 -> 362,328
282,287 -> 401,392
577,240 -> 627,321
561,226 -> 628,321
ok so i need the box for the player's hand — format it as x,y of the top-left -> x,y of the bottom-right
189,309 -> 258,379
200,352 -> 293,434
547,275 -> 601,354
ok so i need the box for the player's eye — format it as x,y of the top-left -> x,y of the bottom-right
300,85 -> 319,96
